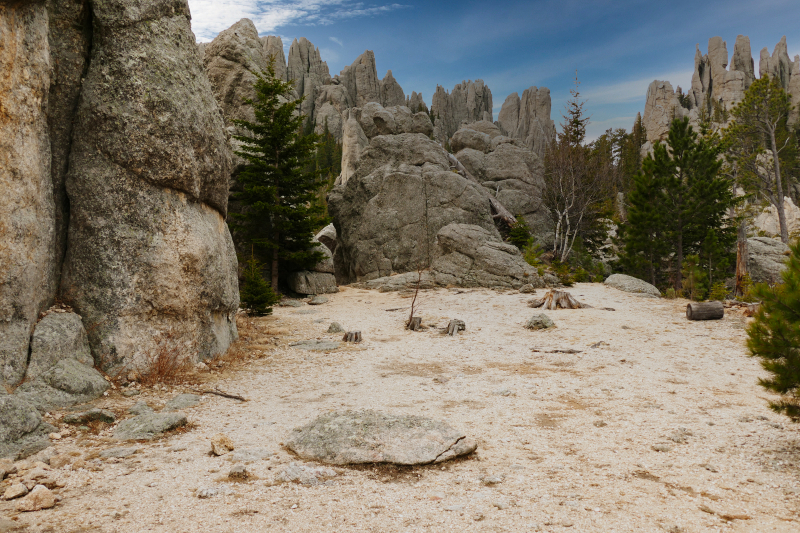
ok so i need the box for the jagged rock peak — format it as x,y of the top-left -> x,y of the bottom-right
407,91 -> 428,114
431,79 -> 493,144
261,35 -> 287,80
339,50 -> 381,108
496,86 -> 555,159
380,70 -> 406,108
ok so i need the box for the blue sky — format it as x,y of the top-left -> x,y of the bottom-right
189,0 -> 800,140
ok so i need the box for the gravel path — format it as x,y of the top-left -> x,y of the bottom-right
2,283 -> 799,532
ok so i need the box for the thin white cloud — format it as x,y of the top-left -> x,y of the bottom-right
330,36 -> 344,47
188,1 -> 410,42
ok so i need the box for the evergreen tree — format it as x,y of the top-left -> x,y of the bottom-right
240,255 -> 280,316
747,240 -> 800,420
507,215 -> 534,250
230,59 -> 329,291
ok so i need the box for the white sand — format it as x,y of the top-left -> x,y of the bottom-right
3,283 -> 799,532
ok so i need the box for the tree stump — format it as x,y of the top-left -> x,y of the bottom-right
446,319 -> 466,336
686,302 -> 724,321
342,331 -> 362,343
529,290 -> 585,310
407,317 -> 422,331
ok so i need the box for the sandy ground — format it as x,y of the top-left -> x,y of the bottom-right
2,283 -> 799,533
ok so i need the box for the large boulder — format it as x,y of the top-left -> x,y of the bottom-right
748,237 -> 790,283
59,0 -> 240,376
604,274 -> 661,297
288,272 -> 338,295
328,133 -> 499,282
287,410 -> 477,465
432,224 -> 545,289
15,359 -> 109,413
26,312 -> 93,381
0,394 -> 56,460
0,1 -> 57,388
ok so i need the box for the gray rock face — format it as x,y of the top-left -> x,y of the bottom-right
328,133 -> 499,282
452,124 -> 549,236
432,224 -> 545,289
338,50 -> 381,108
288,272 -> 339,295
60,0 -> 239,375
0,1 -> 57,388
63,408 -> 115,425
287,410 -> 477,465
315,224 -> 338,253
0,395 -> 56,460
431,80 -> 493,145
604,274 -> 661,297
748,237 -> 789,283
27,312 -> 93,382
15,359 -> 109,413
496,87 -> 556,159
406,91 -> 428,114
287,37 -> 332,125
114,412 -> 188,441
380,70 -> 406,108
642,80 -> 687,145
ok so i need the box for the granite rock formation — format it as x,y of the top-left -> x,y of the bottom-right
496,87 -> 556,159
431,80 -> 493,145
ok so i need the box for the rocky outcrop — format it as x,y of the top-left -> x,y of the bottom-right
451,122 -> 550,238
604,274 -> 661,297
0,1 -> 57,388
406,91 -> 428,114
328,129 -> 545,288
59,0 -> 239,375
380,70 -> 406,108
643,35 -> 800,146
748,237 -> 790,284
287,37 -> 331,125
338,50 -> 381,108
496,87 -> 556,159
431,80 -> 493,145
754,196 -> 800,237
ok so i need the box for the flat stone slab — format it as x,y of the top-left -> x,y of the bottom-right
113,413 -> 187,441
165,393 -> 200,411
287,410 -> 477,465
290,340 -> 341,351
230,448 -> 274,463
604,274 -> 660,297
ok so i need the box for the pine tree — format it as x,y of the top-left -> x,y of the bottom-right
230,58 -> 329,291
747,240 -> 800,420
507,215 -> 533,250
240,256 -> 280,316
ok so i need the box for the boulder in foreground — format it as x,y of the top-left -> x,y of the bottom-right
604,274 -> 661,297
287,410 -> 477,465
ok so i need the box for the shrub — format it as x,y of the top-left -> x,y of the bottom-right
508,215 -> 534,250
708,282 -> 729,302
240,256 -> 280,316
747,240 -> 800,420
523,243 -> 544,267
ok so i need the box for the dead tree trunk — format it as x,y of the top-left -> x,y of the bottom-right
686,302 -> 724,321
735,220 -> 749,298
528,290 -> 586,310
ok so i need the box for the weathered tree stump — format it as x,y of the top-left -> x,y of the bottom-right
407,317 -> 422,331
686,301 -> 724,321
446,319 -> 466,336
342,331 -> 362,343
528,290 -> 585,310
743,303 -> 760,317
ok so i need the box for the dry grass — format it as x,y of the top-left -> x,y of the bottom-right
134,330 -> 195,386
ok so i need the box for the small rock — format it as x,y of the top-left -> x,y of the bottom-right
493,500 -> 509,510
48,432 -> 61,440
326,322 -> 344,333
48,454 -> 71,469
652,443 -> 673,452
433,376 -> 450,384
15,485 -> 55,511
228,464 -> 249,480
482,475 -> 503,486
63,408 -> 116,425
100,447 -> 138,459
121,389 -> 141,397
230,448 -> 273,463
473,513 -> 485,521
561,519 -> 575,527
3,483 -> 28,500
593,420 -> 607,428
525,314 -> 555,330
165,393 -> 201,411
126,370 -> 139,382
128,401 -> 154,416
444,505 -> 464,512
197,487 -> 218,499
702,464 -> 719,473
519,284 -> 536,294
491,389 -> 516,397
308,296 -> 329,305
210,433 -> 235,456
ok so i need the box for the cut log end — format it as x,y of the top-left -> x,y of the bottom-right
342,331 -> 362,343
686,301 -> 724,321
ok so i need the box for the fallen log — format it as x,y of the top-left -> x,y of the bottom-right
529,290 -> 586,310
686,301 -> 724,321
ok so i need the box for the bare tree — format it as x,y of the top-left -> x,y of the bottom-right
543,74 -> 613,262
